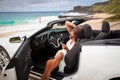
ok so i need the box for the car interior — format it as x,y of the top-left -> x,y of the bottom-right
29,19 -> 120,79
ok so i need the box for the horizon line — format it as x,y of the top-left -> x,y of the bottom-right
0,11 -> 67,13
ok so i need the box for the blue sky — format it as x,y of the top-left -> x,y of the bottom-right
0,0 -> 108,12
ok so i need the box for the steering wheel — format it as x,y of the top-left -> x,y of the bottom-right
47,31 -> 64,48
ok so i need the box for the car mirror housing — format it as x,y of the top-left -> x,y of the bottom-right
9,36 -> 22,43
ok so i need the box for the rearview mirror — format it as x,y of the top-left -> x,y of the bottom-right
9,36 -> 22,43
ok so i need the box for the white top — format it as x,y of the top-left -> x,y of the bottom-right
55,39 -> 75,72
66,39 -> 75,50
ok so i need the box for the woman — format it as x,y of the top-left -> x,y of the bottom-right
40,21 -> 83,80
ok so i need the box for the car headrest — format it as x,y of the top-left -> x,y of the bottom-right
82,24 -> 93,39
101,21 -> 110,33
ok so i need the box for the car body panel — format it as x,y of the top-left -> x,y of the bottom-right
62,42 -> 120,80
0,37 -> 22,59
0,24 -> 47,58
77,44 -> 120,80
2,67 -> 17,80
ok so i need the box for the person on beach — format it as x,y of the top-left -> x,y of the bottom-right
40,21 -> 83,80
39,17 -> 41,23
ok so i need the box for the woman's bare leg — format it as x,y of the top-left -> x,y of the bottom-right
45,52 -> 63,80
40,60 -> 53,80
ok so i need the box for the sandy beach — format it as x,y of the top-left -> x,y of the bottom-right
0,23 -> 39,37
81,13 -> 120,30
0,13 -> 120,38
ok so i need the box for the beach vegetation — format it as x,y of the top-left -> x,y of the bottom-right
105,14 -> 120,22
104,0 -> 120,21
104,3 -> 120,14
89,0 -> 120,21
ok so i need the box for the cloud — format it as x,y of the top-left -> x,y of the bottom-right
0,0 -> 71,11
0,0 -> 108,12
27,0 -> 71,11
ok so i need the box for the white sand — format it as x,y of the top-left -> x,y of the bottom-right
81,13 -> 120,30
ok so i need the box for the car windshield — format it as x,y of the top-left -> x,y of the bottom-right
51,19 -> 84,29
52,22 -> 66,29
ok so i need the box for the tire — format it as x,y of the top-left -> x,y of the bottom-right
0,46 -> 10,66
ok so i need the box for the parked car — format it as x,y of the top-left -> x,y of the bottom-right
0,18 -> 120,80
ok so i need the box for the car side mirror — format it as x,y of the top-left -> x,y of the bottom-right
9,36 -> 22,43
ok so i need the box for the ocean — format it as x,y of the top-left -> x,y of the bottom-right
0,11 -> 63,27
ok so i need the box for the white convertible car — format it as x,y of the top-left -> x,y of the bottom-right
0,18 -> 120,80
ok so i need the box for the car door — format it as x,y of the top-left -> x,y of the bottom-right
14,38 -> 32,80
77,39 -> 120,80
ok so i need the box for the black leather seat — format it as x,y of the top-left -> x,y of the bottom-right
95,21 -> 110,40
64,24 -> 94,74
82,24 -> 94,39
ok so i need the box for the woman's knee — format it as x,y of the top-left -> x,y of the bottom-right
55,52 -> 64,60
46,52 -> 63,65
46,59 -> 53,65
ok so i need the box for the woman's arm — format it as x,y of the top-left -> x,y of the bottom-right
65,21 -> 77,34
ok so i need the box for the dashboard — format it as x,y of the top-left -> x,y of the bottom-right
31,29 -> 69,49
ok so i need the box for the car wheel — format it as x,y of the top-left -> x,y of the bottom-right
0,46 -> 10,67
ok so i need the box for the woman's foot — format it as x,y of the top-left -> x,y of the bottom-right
40,76 -> 45,80
45,73 -> 51,80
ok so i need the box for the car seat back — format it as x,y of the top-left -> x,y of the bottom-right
64,24 -> 94,74
82,24 -> 94,39
95,21 -> 110,39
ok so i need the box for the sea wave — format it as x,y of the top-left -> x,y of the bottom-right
0,16 -> 59,27
0,19 -> 36,26
0,21 -> 16,26
0,16 -> 59,33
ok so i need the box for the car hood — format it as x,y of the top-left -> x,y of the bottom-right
0,37 -> 22,59
0,24 -> 47,59
0,17 -> 60,59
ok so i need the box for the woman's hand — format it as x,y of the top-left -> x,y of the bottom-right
62,44 -> 69,52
